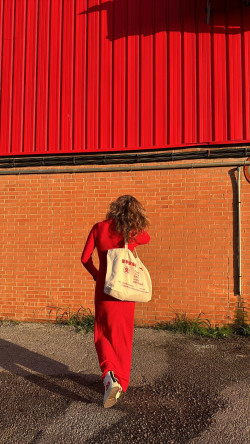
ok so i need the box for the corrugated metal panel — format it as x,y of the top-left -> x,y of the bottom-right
0,0 -> 250,156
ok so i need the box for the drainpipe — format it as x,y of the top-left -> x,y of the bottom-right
237,167 -> 242,296
0,160 -> 250,176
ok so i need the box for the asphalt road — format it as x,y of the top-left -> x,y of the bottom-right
0,323 -> 249,444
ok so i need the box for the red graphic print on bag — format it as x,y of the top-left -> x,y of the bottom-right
124,266 -> 130,274
122,259 -> 136,267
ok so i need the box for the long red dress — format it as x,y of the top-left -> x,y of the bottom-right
81,219 -> 150,391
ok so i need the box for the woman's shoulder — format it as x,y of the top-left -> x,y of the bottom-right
94,219 -> 113,228
92,219 -> 114,233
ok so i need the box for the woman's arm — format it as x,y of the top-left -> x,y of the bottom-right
81,225 -> 99,281
134,230 -> 150,246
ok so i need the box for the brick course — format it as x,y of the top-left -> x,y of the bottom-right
0,161 -> 249,326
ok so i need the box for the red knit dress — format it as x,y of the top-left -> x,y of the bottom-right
81,219 -> 150,392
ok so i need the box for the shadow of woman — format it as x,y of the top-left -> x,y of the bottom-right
0,338 -> 103,404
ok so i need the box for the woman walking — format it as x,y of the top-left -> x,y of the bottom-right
81,195 -> 150,408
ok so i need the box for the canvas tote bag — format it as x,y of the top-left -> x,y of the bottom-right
104,243 -> 152,302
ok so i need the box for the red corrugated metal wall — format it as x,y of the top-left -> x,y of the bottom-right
0,0 -> 250,155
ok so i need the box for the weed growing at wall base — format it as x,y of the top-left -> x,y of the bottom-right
231,305 -> 249,336
154,313 -> 250,338
0,318 -> 20,327
55,308 -> 249,338
55,306 -> 95,333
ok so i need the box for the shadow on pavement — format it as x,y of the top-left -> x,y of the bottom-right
0,338 -> 102,403
0,333 -> 249,443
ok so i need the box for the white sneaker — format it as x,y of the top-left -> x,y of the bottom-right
103,371 -> 122,408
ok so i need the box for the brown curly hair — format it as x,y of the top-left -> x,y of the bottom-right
106,195 -> 149,242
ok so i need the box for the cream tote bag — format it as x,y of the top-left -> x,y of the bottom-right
104,243 -> 152,302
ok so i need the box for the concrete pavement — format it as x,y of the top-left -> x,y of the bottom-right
0,323 -> 249,443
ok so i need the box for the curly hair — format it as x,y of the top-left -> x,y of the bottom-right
106,195 -> 149,242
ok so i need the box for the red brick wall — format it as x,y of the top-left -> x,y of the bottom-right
0,161 -> 249,326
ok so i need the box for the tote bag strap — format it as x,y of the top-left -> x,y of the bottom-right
125,240 -> 138,259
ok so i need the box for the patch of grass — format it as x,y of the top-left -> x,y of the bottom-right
231,307 -> 250,337
54,306 -> 249,338
153,313 -> 249,338
55,306 -> 95,333
0,318 -> 20,326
